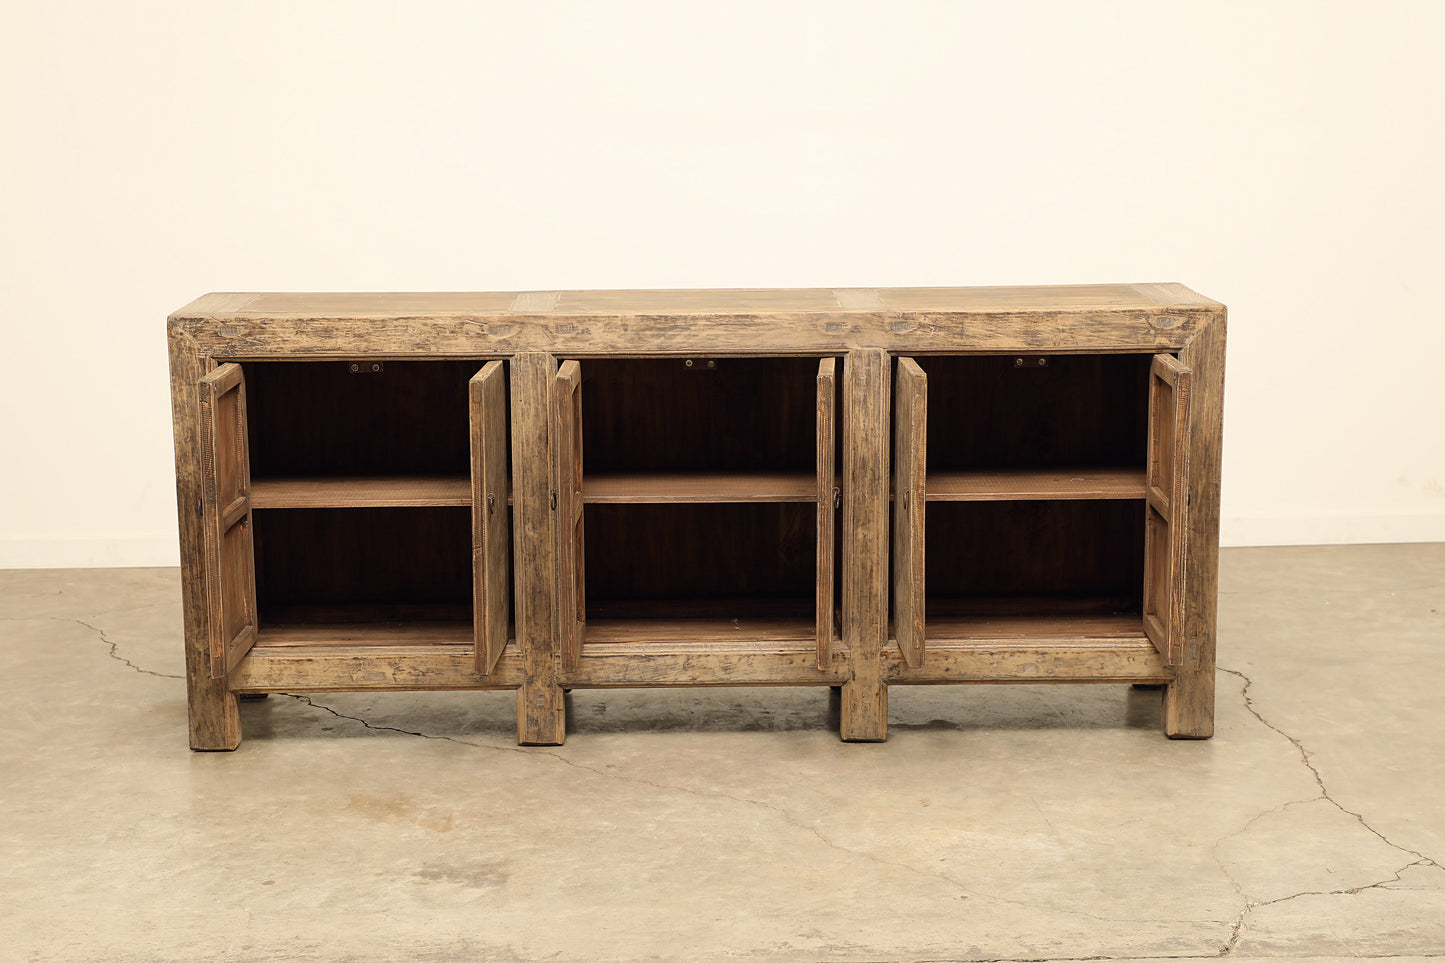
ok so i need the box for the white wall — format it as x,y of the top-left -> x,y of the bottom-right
2,0 -> 1442,567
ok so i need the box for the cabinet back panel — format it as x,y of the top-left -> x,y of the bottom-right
254,507 -> 472,612
924,500 -> 1144,600
918,354 -> 1150,470
246,361 -> 485,477
585,503 -> 816,605
582,358 -> 821,473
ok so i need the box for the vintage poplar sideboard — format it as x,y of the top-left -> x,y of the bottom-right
168,284 -> 1225,750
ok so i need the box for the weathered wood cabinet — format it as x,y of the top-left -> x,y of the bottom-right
168,285 -> 1225,750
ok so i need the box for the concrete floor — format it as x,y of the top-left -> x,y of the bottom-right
1,544 -> 1442,962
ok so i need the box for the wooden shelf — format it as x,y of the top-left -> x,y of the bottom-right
254,621 -> 475,647
915,596 -> 1144,642
584,471 -> 819,503
924,467 -> 1146,502
585,616 -> 817,645
251,472 -> 823,508
251,475 -> 471,509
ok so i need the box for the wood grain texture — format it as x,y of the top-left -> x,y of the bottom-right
816,358 -> 838,669
230,643 -> 525,692
585,617 -> 815,644
568,641 -> 845,687
170,328 -> 241,748
251,475 -> 470,508
925,500 -> 1145,600
175,284 -> 1218,319
254,621 -> 475,645
512,354 -> 565,744
892,357 -> 926,669
884,637 -> 1169,684
245,361 -> 479,477
554,361 -> 585,674
471,360 -> 510,674
1164,313 -> 1225,738
841,348 -> 890,740
167,285 -> 1226,747
253,507 -> 471,612
917,354 -> 1150,472
583,472 -> 817,503
1143,354 -> 1192,667
925,467 -> 1146,501
197,363 -> 257,678
171,285 -> 1221,360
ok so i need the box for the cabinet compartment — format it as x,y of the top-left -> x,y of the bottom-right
583,502 -> 819,642
916,353 -> 1150,475
245,360 -> 493,509
253,506 -> 476,633
554,357 -> 839,665
921,500 -> 1145,640
891,353 -> 1178,667
200,359 -> 513,673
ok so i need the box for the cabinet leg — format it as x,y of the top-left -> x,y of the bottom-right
517,682 -> 566,746
840,679 -> 887,742
1162,664 -> 1214,739
188,675 -> 240,750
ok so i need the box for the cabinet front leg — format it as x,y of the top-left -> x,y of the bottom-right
517,682 -> 566,746
188,674 -> 240,750
1163,663 -> 1215,739
511,352 -> 567,746
840,348 -> 890,742
841,676 -> 887,742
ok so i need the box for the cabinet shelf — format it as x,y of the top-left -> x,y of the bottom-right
254,620 -> 476,647
924,467 -> 1146,502
251,475 -> 472,508
904,596 -> 1145,644
586,616 -> 817,645
584,471 -> 820,504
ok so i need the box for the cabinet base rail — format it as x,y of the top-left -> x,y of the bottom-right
227,636 -> 1172,694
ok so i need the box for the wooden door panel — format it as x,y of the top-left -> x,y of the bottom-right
893,357 -> 927,668
816,358 -> 838,669
1144,354 -> 1192,665
198,362 -> 257,678
555,360 -> 586,673
470,360 -> 510,674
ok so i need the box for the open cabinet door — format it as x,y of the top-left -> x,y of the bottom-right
198,363 -> 257,678
555,360 -> 586,673
471,361 -> 511,674
1144,354 -> 1193,666
893,358 -> 927,668
815,358 -> 838,670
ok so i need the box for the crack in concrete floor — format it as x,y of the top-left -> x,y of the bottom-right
62,617 -> 1445,961
1212,667 -> 1443,956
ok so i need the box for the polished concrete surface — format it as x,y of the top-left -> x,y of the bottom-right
1,544 -> 1442,962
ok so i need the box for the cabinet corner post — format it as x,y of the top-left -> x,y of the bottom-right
1164,312 -> 1225,738
169,327 -> 240,750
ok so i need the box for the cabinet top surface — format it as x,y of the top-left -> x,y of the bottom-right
172,283 -> 1222,321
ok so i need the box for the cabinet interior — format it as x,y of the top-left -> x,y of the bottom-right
578,357 -> 837,644
244,361 -> 507,640
904,354 -> 1152,641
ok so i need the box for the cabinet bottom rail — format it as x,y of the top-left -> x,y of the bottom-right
227,637 -> 1173,693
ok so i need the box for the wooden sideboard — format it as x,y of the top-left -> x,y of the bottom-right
168,284 -> 1225,749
